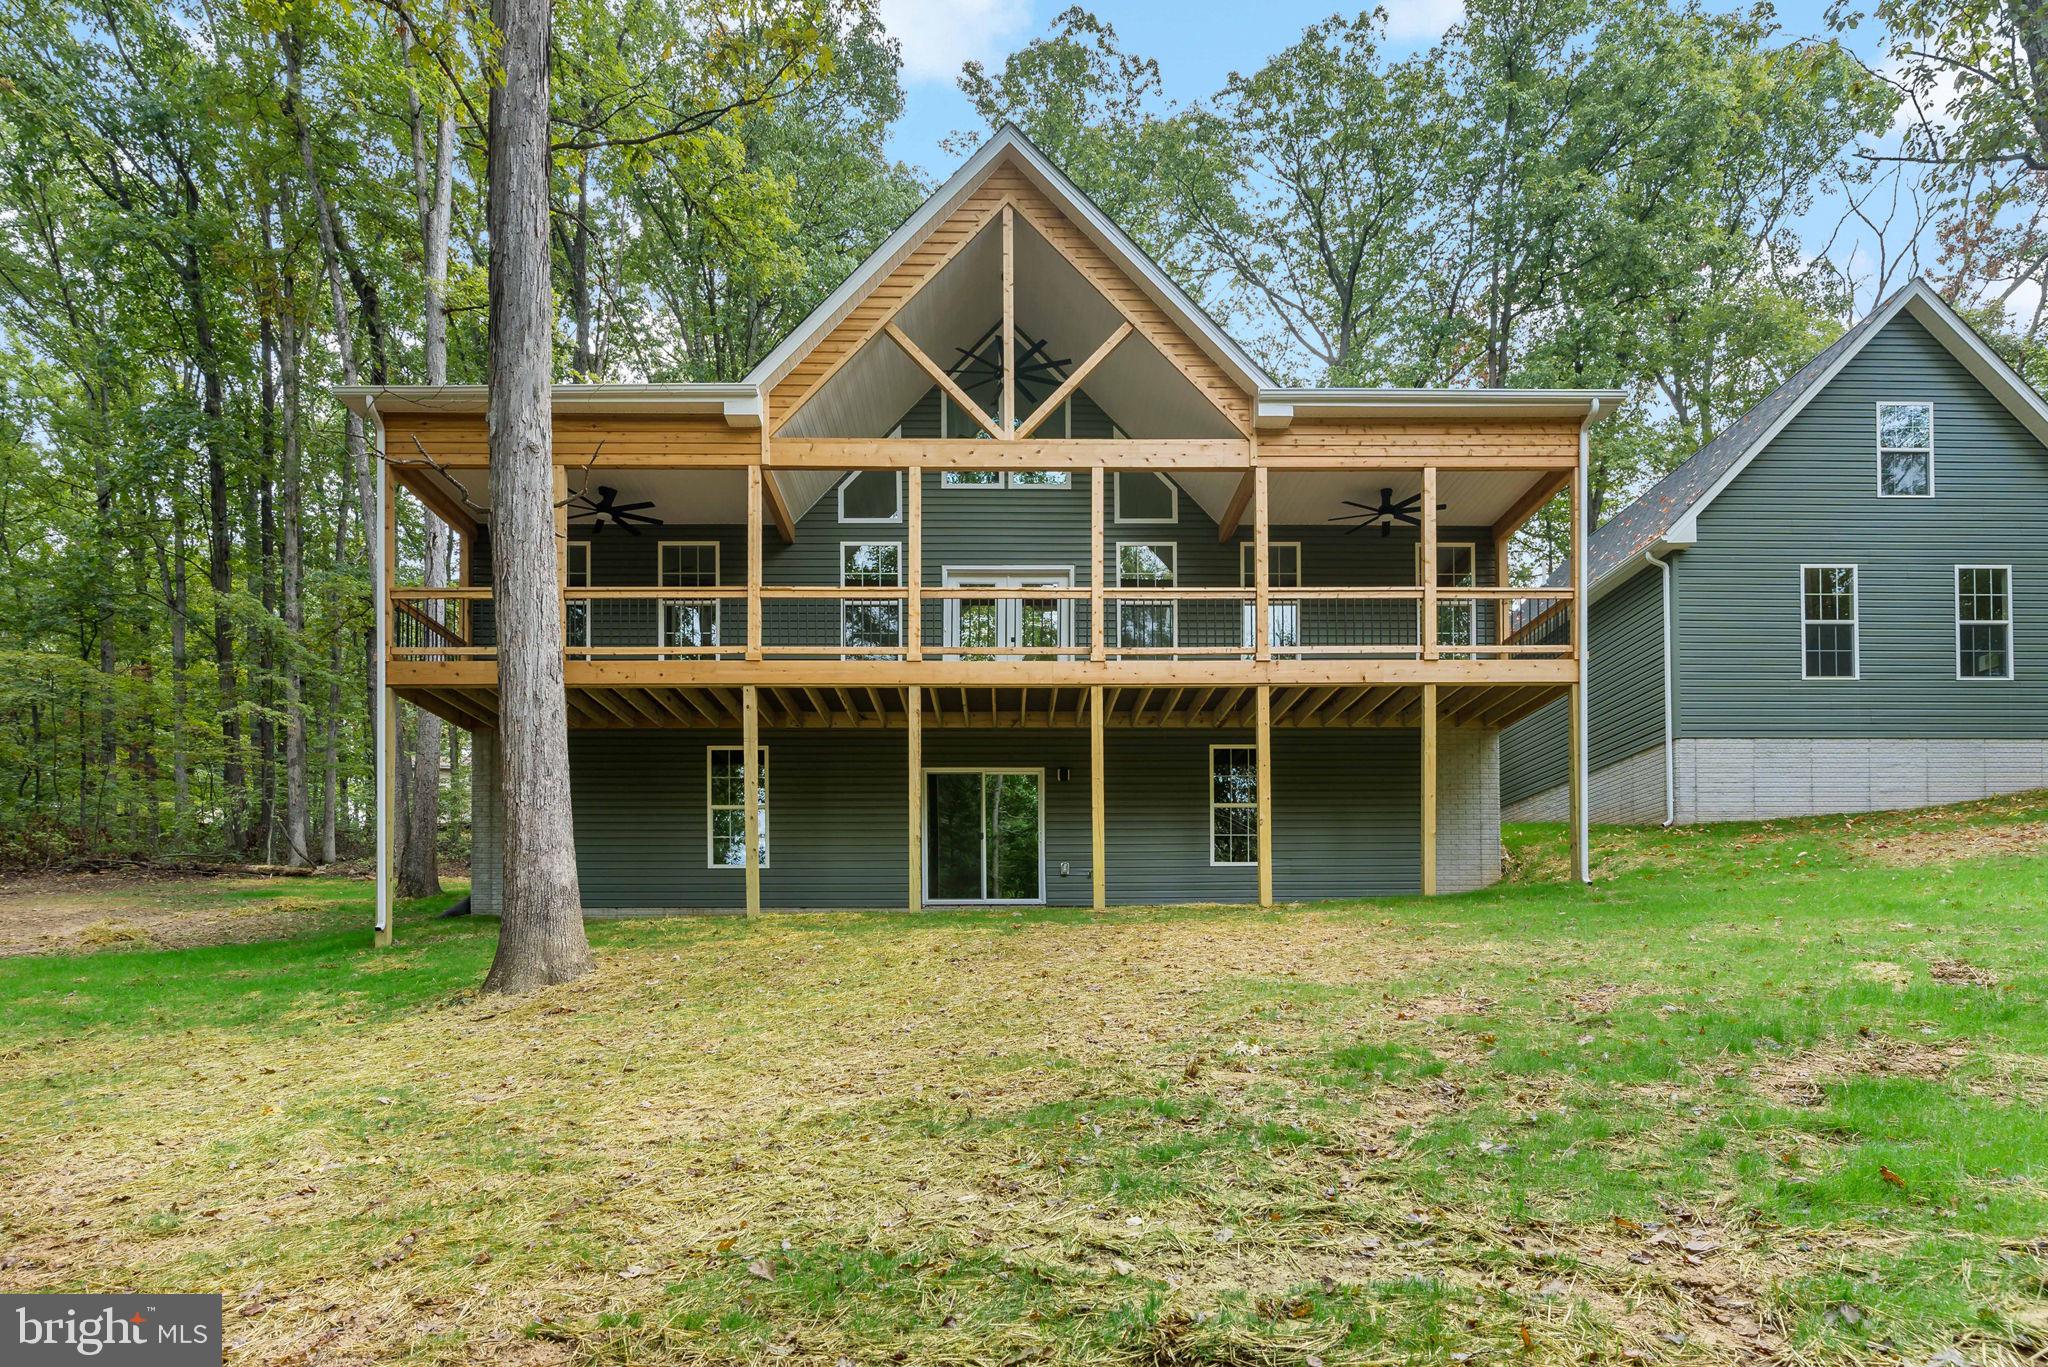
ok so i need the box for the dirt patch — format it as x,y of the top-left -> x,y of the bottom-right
1749,1034 -> 1976,1107
1856,819 -> 2048,867
0,870 -> 364,955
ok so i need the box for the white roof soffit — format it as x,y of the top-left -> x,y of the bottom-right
1664,279 -> 2048,544
1257,388 -> 1628,429
332,384 -> 764,427
744,124 -> 1273,402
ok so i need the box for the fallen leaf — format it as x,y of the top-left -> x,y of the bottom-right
1880,1166 -> 1906,1190
747,1259 -> 774,1281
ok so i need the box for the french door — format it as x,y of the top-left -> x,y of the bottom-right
941,570 -> 1070,659
924,770 -> 1044,904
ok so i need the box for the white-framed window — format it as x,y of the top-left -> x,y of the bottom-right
1956,565 -> 2013,680
1114,471 -> 1178,524
565,541 -> 591,650
707,746 -> 768,868
1801,564 -> 1858,680
842,541 -> 903,656
1117,541 -> 1176,650
1877,401 -> 1934,498
1239,541 -> 1302,650
1417,543 -> 1478,648
837,470 -> 902,523
659,541 -> 720,653
1209,745 -> 1258,866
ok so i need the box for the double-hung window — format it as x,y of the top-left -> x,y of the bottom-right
565,542 -> 591,651
1801,565 -> 1858,679
1240,542 -> 1301,651
659,541 -> 720,655
707,746 -> 768,868
1117,542 -> 1176,651
1420,543 -> 1478,651
842,541 -> 903,656
1210,745 -> 1258,866
1878,402 -> 1933,497
1956,566 -> 2013,680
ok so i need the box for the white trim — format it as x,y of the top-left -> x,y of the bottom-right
1876,399 -> 1935,499
1115,540 -> 1178,650
939,564 -> 1075,656
1799,563 -> 1860,681
1668,280 -> 2048,546
836,469 -> 903,523
920,767 -> 1046,904
658,540 -> 722,652
1955,564 -> 2015,681
840,540 -> 905,655
706,744 -> 769,869
1113,471 -> 1179,525
1208,743 -> 1259,867
565,541 -> 592,649
1644,549 -> 1676,827
1239,541 -> 1302,652
1416,541 -> 1479,649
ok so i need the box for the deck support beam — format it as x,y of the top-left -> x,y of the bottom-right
1090,684 -> 1106,911
1089,466 -> 1105,661
747,465 -> 764,660
743,685 -> 762,916
1255,685 -> 1274,908
907,685 -> 923,912
1420,682 -> 1438,896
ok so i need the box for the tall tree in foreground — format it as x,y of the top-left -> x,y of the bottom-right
481,0 -> 591,991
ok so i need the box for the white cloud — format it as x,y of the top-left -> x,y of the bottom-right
1379,0 -> 1465,43
875,0 -> 1036,85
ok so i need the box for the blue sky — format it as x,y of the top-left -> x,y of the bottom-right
873,0 -> 1960,322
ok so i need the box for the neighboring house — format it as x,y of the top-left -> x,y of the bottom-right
1502,279 -> 2048,825
343,126 -> 1617,925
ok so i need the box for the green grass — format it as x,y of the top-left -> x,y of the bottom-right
2,794 -> 2046,1364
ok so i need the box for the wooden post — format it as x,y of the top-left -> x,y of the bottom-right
374,441 -> 394,947
1420,682 -> 1438,896
1493,529 -> 1511,646
746,464 -> 764,661
1253,463 -> 1271,662
742,685 -> 761,916
1090,684 -> 1106,911
1569,431 -> 1592,884
1089,465 -> 1105,661
906,685 -> 922,911
1255,685 -> 1274,909
906,465 -> 923,661
1001,204 -> 1016,436
1421,465 -> 1439,662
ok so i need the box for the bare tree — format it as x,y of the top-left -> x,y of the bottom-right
481,0 -> 591,992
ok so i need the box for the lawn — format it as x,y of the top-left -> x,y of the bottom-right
2,797 -> 2045,1365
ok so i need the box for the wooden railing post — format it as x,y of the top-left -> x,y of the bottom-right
906,465 -> 923,661
1090,465 -> 1105,661
1421,465 -> 1439,662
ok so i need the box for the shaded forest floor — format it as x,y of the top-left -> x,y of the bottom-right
0,868 -> 387,956
2,795 -> 2046,1364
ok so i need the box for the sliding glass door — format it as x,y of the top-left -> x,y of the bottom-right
924,770 -> 1043,903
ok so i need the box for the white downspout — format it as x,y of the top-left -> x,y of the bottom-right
1571,399 -> 1597,885
369,393 -> 392,945
1643,548 -> 1675,826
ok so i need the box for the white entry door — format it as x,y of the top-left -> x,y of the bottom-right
942,569 -> 1071,659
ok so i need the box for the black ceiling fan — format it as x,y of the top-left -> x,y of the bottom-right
570,485 -> 660,535
1327,487 -> 1448,537
948,321 -> 1073,407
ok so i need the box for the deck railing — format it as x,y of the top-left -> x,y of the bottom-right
389,584 -> 1574,664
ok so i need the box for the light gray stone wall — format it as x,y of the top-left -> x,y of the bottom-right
1437,728 -> 1503,893
1501,744 -> 1668,826
1673,737 -> 2048,823
470,731 -> 502,915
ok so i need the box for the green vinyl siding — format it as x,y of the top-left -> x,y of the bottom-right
564,727 -> 1425,909
1673,312 -> 2048,738
1498,564 -> 1666,805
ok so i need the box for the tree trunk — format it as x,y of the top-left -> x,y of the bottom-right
278,261 -> 312,868
482,0 -> 591,992
255,313 -> 280,855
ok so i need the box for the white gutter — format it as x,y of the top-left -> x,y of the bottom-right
1643,547 -> 1676,826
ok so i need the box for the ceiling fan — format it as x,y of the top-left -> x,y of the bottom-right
1327,487 -> 1448,537
569,485 -> 661,535
948,321 -> 1073,407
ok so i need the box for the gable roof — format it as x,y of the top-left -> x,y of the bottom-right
745,123 -> 1275,402
1584,278 -> 2048,595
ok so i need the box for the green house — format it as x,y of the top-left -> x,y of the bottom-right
1501,280 -> 2048,824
